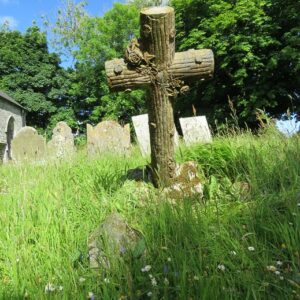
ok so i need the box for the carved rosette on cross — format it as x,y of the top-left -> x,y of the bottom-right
105,6 -> 214,188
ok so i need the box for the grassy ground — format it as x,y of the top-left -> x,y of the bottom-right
0,127 -> 299,299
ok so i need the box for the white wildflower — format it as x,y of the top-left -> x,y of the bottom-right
279,276 -> 284,280
45,283 -> 56,293
58,285 -> 63,291
147,291 -> 152,297
104,278 -> 110,283
276,261 -> 283,266
230,251 -> 237,256
149,274 -> 153,279
248,246 -> 255,251
193,275 -> 199,281
275,271 -> 280,275
151,277 -> 157,287
167,257 -> 172,262
141,265 -> 151,272
79,277 -> 86,283
164,277 -> 169,286
266,265 -> 277,272
217,264 -> 226,271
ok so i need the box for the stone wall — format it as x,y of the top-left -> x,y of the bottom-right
0,144 -> 5,163
0,99 -> 26,161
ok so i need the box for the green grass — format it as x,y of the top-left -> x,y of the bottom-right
0,127 -> 299,299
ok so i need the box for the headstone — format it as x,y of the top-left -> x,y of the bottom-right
87,120 -> 130,156
11,126 -> 46,162
179,116 -> 212,145
132,114 -> 179,157
87,213 -> 143,269
47,121 -> 76,159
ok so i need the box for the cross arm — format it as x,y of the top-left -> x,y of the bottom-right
105,49 -> 214,92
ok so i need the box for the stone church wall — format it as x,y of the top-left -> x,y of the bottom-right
0,99 -> 26,161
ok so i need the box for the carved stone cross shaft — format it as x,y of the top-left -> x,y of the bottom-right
105,6 -> 214,187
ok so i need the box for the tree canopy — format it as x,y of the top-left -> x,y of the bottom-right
0,25 -> 74,130
0,0 -> 298,132
172,0 -> 300,126
52,1 -> 145,128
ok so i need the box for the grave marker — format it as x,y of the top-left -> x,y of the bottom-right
180,116 -> 212,145
47,121 -> 76,158
11,127 -> 46,162
105,6 -> 214,186
87,120 -> 130,156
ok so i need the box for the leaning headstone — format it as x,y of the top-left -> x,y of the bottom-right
87,120 -> 130,156
132,114 -> 150,156
179,116 -> 212,145
11,127 -> 47,162
87,213 -> 143,269
132,114 -> 179,157
47,121 -> 76,159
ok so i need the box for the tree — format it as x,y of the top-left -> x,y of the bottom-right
52,1 -> 146,126
0,25 -> 74,130
172,0 -> 300,127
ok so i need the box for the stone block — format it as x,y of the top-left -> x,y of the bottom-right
47,121 -> 76,159
87,120 -> 130,156
11,127 -> 46,162
179,116 -> 212,145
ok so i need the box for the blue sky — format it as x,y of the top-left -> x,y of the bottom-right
276,116 -> 300,136
0,0 -> 123,32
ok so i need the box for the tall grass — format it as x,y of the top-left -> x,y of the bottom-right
0,127 -> 299,299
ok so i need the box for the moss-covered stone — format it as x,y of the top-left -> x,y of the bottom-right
163,161 -> 203,200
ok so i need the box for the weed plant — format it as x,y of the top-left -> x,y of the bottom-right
0,126 -> 299,299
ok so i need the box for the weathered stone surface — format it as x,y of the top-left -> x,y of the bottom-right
11,126 -> 46,162
163,161 -> 203,199
87,121 -> 130,156
0,91 -> 26,163
87,213 -> 143,269
179,116 -> 212,145
47,121 -> 75,159
132,114 -> 179,157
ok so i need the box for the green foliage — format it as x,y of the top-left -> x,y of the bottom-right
0,26 -> 74,129
172,0 -> 300,127
52,1 -> 146,126
1,0 -> 298,131
0,131 -> 299,298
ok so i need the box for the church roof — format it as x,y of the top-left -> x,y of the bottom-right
0,91 -> 26,110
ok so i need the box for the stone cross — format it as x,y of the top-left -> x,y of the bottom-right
105,6 -> 214,187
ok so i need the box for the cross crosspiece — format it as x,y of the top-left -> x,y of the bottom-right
105,6 -> 214,187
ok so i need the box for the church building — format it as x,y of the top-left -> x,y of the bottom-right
0,91 -> 26,162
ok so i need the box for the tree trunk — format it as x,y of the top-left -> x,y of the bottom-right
140,7 -> 176,187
